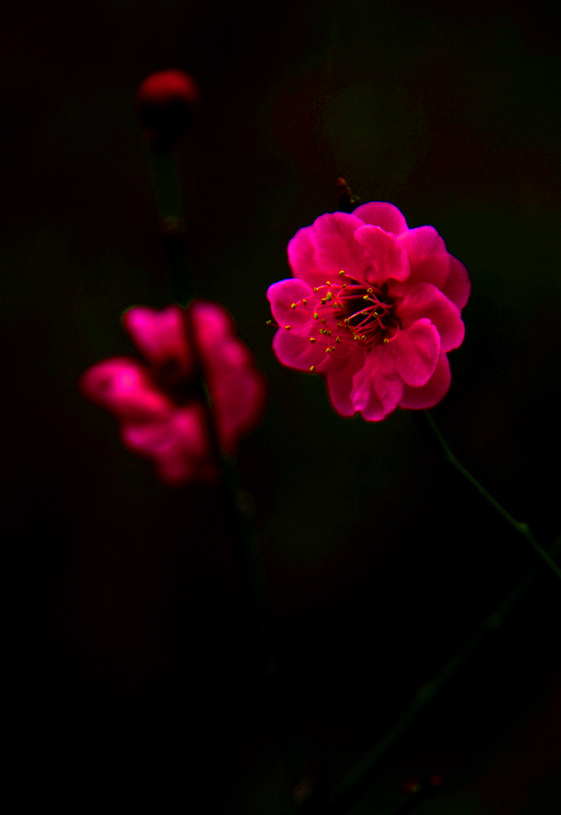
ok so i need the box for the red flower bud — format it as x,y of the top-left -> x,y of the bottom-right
134,70 -> 201,150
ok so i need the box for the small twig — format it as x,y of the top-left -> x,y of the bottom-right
421,411 -> 561,584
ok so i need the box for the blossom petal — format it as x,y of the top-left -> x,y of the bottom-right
398,226 -> 450,291
287,221 -> 328,288
79,357 -> 171,422
267,279 -> 315,336
394,318 -> 440,387
324,346 -> 367,417
442,256 -> 471,309
122,403 -> 218,484
310,212 -> 369,281
352,202 -> 409,234
122,305 -> 193,375
191,301 -> 267,455
354,225 -> 410,284
399,282 -> 465,351
350,347 -> 404,421
272,328 -> 332,372
398,350 -> 451,409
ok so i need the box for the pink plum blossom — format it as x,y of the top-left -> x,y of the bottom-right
267,203 -> 470,421
80,302 -> 266,484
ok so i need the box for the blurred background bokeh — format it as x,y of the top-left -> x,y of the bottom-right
2,0 -> 560,811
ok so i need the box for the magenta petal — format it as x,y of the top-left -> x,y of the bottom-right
443,256 -> 471,309
354,225 -> 410,283
79,357 -> 171,422
310,212 -> 369,281
287,223 -> 329,288
399,282 -> 465,352
351,348 -> 404,421
394,318 -> 440,387
398,350 -> 451,409
267,279 -> 315,336
352,202 -> 409,235
190,300 -> 235,359
272,328 -> 331,372
191,301 -> 267,455
398,226 -> 450,290
324,347 -> 366,417
122,403 -> 217,484
122,305 -> 193,375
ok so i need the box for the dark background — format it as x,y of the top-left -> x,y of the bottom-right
2,0 -> 560,811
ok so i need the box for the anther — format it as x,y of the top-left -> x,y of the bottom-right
310,337 -> 316,343
313,313 -> 319,320
291,303 -> 296,309
285,325 -> 291,330
383,338 -> 389,343
339,270 -> 346,276
309,365 -> 315,372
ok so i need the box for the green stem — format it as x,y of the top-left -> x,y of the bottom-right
147,148 -> 192,305
183,310 -> 304,808
147,149 -> 303,803
422,411 -> 561,584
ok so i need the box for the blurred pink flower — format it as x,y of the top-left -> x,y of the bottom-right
267,203 -> 470,421
80,302 -> 266,484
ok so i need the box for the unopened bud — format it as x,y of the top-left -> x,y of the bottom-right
134,69 -> 201,150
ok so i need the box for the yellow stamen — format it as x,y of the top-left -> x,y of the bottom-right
309,365 -> 315,372
291,303 -> 296,309
310,337 -> 316,343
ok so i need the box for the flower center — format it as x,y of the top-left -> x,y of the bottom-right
291,271 -> 399,356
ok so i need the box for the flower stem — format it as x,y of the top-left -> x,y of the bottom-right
419,411 -> 561,584
147,148 -> 192,305
182,309 -> 304,808
330,531 -> 561,813
220,460 -> 305,802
